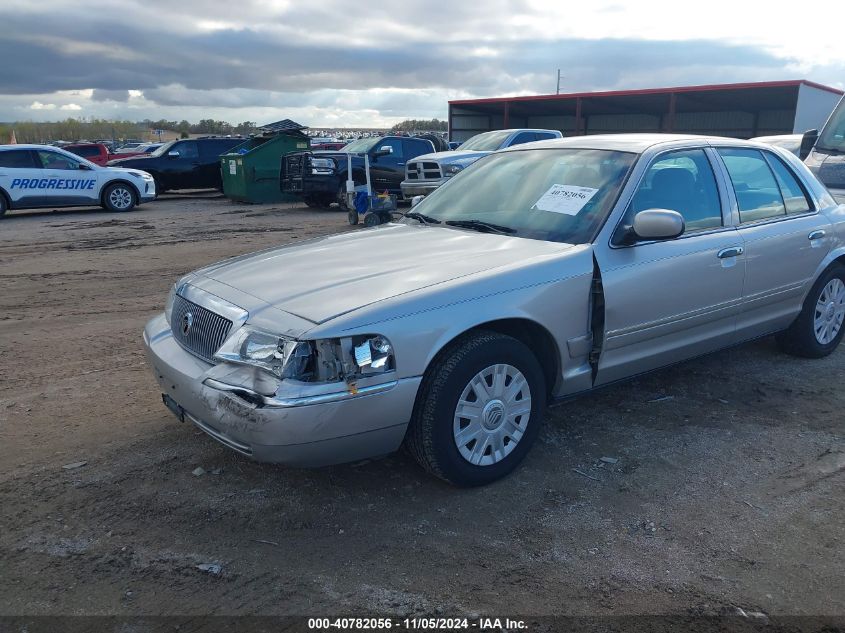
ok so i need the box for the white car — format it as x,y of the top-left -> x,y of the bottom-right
0,144 -> 156,217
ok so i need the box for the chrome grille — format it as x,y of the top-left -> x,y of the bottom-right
170,294 -> 233,363
406,161 -> 442,181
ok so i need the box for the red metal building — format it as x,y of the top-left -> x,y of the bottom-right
448,79 -> 843,143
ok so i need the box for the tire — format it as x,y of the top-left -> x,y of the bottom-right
405,331 -> 546,486
152,176 -> 165,198
363,212 -> 382,227
0,193 -> 7,218
777,263 -> 845,358
336,183 -> 348,212
102,183 -> 137,212
348,210 -> 359,225
304,195 -> 334,209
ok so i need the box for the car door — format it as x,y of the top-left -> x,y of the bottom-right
0,149 -> 41,208
33,149 -> 101,207
163,141 -> 201,189
593,147 -> 746,385
198,140 -> 236,189
713,147 -> 834,340
369,138 -> 406,192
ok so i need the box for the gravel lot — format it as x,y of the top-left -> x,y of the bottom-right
0,193 -> 843,624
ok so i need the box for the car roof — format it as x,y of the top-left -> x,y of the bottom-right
0,144 -> 66,151
501,133 -> 776,154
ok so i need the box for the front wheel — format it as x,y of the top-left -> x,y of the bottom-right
405,331 -> 546,486
777,263 -> 845,358
102,183 -> 137,212
0,194 -> 7,218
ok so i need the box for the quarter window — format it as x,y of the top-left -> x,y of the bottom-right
625,148 -> 723,235
718,148 -> 786,223
763,152 -> 812,215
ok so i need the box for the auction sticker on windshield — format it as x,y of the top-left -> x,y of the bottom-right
532,184 -> 598,215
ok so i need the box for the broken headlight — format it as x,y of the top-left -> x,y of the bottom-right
213,327 -> 395,383
214,327 -> 315,380
352,335 -> 394,374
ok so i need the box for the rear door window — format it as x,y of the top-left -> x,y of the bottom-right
0,150 -> 37,168
717,148 -> 786,223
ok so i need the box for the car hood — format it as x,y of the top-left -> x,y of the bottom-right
192,223 -> 572,324
105,166 -> 152,178
108,155 -> 153,167
412,149 -> 492,165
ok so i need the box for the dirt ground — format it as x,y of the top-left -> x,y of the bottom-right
0,193 -> 843,625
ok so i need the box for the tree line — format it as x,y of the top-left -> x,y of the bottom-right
0,118 -> 259,144
390,119 -> 447,132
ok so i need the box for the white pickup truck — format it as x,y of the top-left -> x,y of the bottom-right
400,128 -> 562,198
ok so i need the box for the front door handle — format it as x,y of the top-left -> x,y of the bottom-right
717,246 -> 744,259
397,162 -> 405,166
808,230 -> 826,241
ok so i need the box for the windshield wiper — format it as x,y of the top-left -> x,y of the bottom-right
444,219 -> 516,234
404,211 -> 441,225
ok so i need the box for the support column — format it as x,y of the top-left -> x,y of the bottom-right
575,97 -> 583,136
664,93 -> 677,132
503,101 -> 510,128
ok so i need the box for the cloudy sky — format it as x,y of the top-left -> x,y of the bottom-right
1,0 -> 844,127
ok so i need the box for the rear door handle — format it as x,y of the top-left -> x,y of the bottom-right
717,246 -> 744,259
808,230 -> 826,240
397,162 -> 405,166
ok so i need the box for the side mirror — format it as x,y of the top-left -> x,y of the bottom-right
374,146 -> 392,157
411,195 -> 424,207
632,209 -> 685,241
168,150 -> 180,158
78,164 -> 93,171
799,129 -> 818,160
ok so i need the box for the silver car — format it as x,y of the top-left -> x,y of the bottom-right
143,134 -> 845,486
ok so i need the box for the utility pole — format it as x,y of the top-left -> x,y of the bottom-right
556,69 -> 562,95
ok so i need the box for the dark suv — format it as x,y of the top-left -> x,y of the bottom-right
108,137 -> 242,193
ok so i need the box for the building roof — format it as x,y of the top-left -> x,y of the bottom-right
449,80 -> 843,107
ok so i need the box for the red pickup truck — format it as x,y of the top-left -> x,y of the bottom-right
63,143 -> 158,166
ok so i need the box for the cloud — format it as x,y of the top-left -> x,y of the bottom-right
0,0 -> 843,125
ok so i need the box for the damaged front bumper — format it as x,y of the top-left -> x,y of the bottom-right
142,314 -> 421,467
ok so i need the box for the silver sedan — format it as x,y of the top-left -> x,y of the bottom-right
143,134 -> 845,486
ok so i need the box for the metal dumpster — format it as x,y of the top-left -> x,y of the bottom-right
221,120 -> 310,203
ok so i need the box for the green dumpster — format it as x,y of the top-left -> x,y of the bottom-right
221,124 -> 310,203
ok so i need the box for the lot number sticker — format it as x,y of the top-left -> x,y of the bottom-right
532,184 -> 598,215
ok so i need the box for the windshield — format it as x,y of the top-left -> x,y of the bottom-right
458,130 -> 513,152
407,148 -> 636,244
817,96 -> 845,152
341,137 -> 381,154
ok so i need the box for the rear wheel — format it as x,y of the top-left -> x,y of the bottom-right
777,263 -> 845,358
0,194 -> 7,218
102,183 -> 137,212
405,331 -> 546,486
